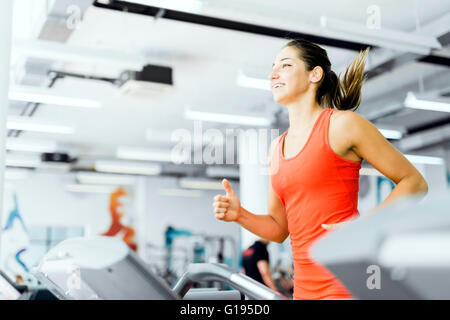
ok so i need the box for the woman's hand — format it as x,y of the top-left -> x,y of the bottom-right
213,179 -> 241,222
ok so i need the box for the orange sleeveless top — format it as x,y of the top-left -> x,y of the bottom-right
270,107 -> 361,300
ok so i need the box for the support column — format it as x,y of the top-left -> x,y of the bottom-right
238,128 -> 271,251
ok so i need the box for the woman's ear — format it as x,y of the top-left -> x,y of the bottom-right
310,66 -> 323,83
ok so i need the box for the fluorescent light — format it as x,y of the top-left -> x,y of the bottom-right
206,166 -> 240,179
66,184 -> 116,193
7,116 -> 75,134
95,160 -> 162,175
359,155 -> 443,176
405,154 -> 445,165
125,0 -> 202,13
117,146 -> 188,163
157,188 -> 203,197
404,92 -> 450,113
360,168 -> 383,176
236,70 -> 270,91
378,129 -> 403,140
76,172 -> 137,185
324,16 -> 441,55
6,138 -> 58,152
6,155 -> 41,168
9,86 -> 102,108
185,106 -> 271,127
13,39 -> 145,71
179,178 -> 224,190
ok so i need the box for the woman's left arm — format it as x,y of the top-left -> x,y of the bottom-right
322,111 -> 428,231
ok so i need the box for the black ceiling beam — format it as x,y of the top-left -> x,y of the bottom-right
93,0 -> 372,52
93,0 -> 450,73
418,54 -> 450,67
363,52 -> 450,79
366,31 -> 450,80
407,116 -> 450,135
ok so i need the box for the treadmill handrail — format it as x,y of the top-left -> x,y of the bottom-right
172,263 -> 287,300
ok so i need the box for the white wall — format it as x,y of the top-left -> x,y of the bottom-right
0,171 -> 242,277
2,172 -> 111,232
143,176 -> 240,246
142,176 -> 241,271
1,171 -> 114,277
1,171 -> 241,265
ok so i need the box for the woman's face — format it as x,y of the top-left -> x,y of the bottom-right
269,46 -> 311,106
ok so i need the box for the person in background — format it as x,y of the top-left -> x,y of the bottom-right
274,263 -> 294,299
241,238 -> 278,292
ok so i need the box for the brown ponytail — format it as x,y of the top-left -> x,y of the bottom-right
334,48 -> 370,111
286,39 -> 370,111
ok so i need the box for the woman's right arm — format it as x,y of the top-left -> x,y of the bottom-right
235,181 -> 289,243
213,139 -> 289,243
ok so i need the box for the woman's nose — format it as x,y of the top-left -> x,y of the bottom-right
269,70 -> 279,80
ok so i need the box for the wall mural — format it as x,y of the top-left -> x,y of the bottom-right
2,193 -> 30,276
102,187 -> 138,252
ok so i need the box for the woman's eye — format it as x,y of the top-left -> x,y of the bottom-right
282,64 -> 291,68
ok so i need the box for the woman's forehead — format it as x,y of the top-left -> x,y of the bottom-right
274,46 -> 300,63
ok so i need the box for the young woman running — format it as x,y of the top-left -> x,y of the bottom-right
213,39 -> 428,300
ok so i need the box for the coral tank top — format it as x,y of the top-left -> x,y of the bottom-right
270,107 -> 361,300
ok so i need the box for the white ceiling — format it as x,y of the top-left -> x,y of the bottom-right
8,0 -> 450,167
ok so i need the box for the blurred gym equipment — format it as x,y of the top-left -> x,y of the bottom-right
145,225 -> 238,286
173,263 -> 284,300
0,270 -> 57,300
32,236 -> 285,300
312,191 -> 450,299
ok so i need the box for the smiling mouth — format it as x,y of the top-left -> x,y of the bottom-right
272,83 -> 285,89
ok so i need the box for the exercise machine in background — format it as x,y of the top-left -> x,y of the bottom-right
145,226 -> 238,286
31,236 -> 285,300
0,270 -> 57,300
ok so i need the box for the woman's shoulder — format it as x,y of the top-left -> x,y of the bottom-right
328,109 -> 367,162
330,109 -> 368,134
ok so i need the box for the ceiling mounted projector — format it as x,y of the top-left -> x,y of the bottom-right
41,152 -> 72,163
117,64 -> 173,99
39,152 -> 74,172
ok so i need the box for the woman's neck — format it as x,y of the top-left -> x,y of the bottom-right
286,94 -> 324,136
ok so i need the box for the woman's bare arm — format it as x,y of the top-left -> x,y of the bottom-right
323,111 -> 429,231
213,138 -> 289,243
337,111 -> 428,211
257,260 -> 279,291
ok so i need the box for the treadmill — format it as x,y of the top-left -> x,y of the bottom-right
32,236 -> 286,300
312,191 -> 450,299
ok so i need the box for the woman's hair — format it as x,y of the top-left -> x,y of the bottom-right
285,38 -> 370,111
